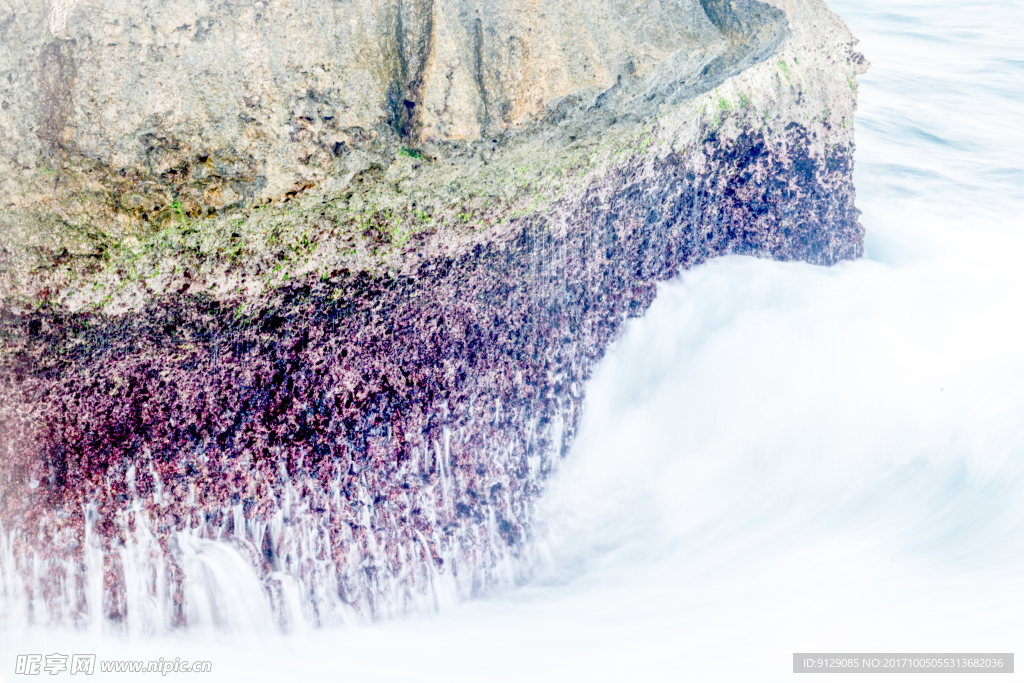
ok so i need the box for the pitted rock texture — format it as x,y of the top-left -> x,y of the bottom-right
0,0 -> 868,629
0,0 -> 799,304
1,0 -> 771,221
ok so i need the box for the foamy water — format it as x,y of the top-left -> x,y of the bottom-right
3,1 -> 1023,680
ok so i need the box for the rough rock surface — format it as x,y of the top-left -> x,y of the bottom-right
2,0 -> 749,240
0,0 -> 794,300
0,0 -> 867,629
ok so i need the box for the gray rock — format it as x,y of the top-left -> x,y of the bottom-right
0,0 -> 870,628
2,0 -> 745,216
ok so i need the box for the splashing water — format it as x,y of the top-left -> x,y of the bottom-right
2,0 -> 1023,680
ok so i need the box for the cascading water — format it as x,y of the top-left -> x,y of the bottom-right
0,0 -> 846,636
1,0 -> 1022,681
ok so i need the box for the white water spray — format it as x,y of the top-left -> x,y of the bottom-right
1,0 -> 1022,680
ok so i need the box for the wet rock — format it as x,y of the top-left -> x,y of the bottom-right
0,0 -> 867,627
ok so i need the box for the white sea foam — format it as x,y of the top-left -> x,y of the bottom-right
2,0 -> 1022,680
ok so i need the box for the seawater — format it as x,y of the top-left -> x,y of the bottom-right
2,1 -> 1022,680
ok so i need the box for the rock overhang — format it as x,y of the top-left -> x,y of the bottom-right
0,0 -> 868,628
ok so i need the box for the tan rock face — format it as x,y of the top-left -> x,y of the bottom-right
0,0 -> 865,311
411,0 -> 725,141
1,0 -> 731,216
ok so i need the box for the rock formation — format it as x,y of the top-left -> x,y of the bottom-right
0,0 -> 867,629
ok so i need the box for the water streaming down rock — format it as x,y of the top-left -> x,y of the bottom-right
0,0 -> 866,631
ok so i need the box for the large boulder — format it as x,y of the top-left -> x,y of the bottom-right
0,0 -> 867,629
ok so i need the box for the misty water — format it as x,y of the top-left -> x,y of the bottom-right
3,0 -> 1023,680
